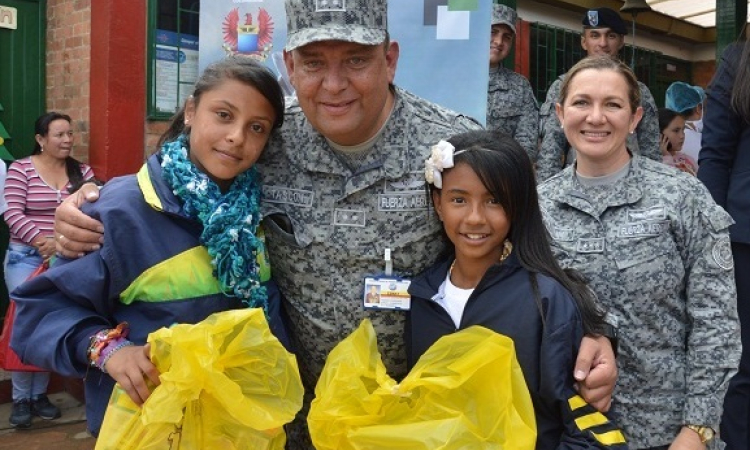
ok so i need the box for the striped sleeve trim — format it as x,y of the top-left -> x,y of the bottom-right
567,394 -> 627,447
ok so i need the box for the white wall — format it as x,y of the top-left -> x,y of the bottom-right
517,1 -> 716,62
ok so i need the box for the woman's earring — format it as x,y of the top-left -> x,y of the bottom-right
500,239 -> 513,262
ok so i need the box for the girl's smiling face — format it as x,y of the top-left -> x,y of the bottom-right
433,162 -> 511,273
184,78 -> 276,191
556,68 -> 643,176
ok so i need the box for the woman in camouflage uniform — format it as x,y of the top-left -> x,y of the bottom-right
538,56 -> 740,450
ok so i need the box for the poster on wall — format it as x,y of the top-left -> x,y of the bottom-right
199,0 -> 491,123
155,30 -> 200,114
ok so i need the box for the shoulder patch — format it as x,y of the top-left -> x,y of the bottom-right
712,237 -> 734,270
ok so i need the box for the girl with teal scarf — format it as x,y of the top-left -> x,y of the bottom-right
9,56 -> 287,435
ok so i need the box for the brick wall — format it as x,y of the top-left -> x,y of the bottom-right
693,59 -> 717,89
46,0 -> 92,164
145,120 -> 170,156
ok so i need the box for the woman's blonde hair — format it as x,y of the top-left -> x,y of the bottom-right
559,56 -> 641,113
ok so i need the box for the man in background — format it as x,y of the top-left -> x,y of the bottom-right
486,4 -> 539,161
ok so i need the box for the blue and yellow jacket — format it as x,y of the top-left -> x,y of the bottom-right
407,253 -> 627,450
11,154 -> 288,436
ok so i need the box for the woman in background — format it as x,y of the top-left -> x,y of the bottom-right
4,112 -> 95,428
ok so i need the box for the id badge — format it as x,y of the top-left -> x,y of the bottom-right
363,276 -> 411,310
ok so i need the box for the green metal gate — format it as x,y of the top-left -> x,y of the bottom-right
0,0 -> 46,315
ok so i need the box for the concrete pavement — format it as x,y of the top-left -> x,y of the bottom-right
0,368 -> 95,449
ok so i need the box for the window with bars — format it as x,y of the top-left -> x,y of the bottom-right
147,0 -> 200,119
527,22 -> 691,107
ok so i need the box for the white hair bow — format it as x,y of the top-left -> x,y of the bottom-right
424,140 -> 456,189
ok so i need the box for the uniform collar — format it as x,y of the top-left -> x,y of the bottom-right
544,153 -> 645,217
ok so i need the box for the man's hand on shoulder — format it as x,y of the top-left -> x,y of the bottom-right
55,182 -> 105,258
574,334 -> 617,412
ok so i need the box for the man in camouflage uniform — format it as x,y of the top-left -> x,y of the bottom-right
485,4 -> 539,161
264,1 -> 618,448
261,1 -> 480,447
538,154 -> 741,449
536,7 -> 660,182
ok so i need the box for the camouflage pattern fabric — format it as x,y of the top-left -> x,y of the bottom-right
536,75 -> 661,182
257,86 -> 481,449
538,155 -> 741,449
285,0 -> 387,51
486,66 -> 539,161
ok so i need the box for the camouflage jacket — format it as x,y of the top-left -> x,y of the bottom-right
257,86 -> 480,390
538,155 -> 740,449
486,66 -> 539,161
536,75 -> 661,182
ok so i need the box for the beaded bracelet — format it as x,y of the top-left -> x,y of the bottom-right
87,322 -> 130,367
96,338 -> 134,373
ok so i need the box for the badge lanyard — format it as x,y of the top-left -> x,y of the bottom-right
362,248 -> 411,311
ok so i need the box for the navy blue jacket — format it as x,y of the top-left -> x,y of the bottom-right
10,154 -> 288,436
698,42 -> 750,244
407,253 -> 626,450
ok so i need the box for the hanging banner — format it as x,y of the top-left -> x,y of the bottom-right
199,0 -> 490,123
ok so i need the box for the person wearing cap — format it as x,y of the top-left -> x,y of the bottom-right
50,1 -> 619,447
665,81 -> 705,164
486,4 -> 539,161
699,38 -> 750,450
536,7 -> 660,182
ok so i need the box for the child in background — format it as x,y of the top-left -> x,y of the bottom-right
9,56 -> 287,437
407,130 -> 625,450
659,108 -> 697,176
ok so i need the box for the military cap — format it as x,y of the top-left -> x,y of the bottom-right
665,82 -> 706,114
491,4 -> 517,35
582,7 -> 627,35
285,0 -> 388,51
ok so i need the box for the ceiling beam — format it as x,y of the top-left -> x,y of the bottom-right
531,0 -> 716,44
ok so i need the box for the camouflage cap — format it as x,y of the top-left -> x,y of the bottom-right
491,4 -> 517,35
285,0 -> 388,51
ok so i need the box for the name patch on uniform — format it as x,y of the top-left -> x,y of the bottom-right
378,193 -> 430,211
263,186 -> 314,207
333,209 -> 366,227
576,238 -> 605,253
627,206 -> 666,222
552,227 -> 576,242
618,220 -> 668,238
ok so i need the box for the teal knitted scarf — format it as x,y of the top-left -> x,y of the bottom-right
160,136 -> 267,311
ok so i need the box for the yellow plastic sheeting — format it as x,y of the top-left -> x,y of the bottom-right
95,308 -> 303,450
309,320 -> 537,450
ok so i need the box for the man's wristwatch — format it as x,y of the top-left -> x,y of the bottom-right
685,425 -> 715,443
601,322 -> 619,357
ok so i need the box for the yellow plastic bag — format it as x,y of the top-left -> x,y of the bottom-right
308,320 -> 537,450
95,308 -> 304,450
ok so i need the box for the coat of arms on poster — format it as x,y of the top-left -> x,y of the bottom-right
222,6 -> 275,61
